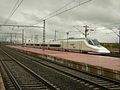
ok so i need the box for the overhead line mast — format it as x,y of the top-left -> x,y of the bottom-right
83,25 -> 89,38
43,20 -> 45,50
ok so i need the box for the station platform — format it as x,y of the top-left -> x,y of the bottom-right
7,45 -> 120,80
0,73 -> 5,90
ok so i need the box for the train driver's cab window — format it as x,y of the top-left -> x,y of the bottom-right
86,39 -> 94,45
92,39 -> 101,47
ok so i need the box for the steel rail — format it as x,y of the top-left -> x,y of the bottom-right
23,57 -> 113,90
2,46 -> 120,90
3,47 -> 120,90
7,46 -> 120,82
8,47 -> 120,90
0,48 -> 59,90
0,58 -> 22,90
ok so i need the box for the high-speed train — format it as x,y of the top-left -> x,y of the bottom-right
25,38 -> 110,54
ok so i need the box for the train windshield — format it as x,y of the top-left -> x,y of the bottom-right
86,39 -> 94,45
86,39 -> 101,47
92,39 -> 101,46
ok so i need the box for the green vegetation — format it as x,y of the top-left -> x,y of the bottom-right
101,43 -> 119,51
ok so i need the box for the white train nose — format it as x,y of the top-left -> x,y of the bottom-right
98,49 -> 110,53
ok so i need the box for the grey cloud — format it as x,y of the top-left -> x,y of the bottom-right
56,0 -> 120,26
0,0 -> 119,43
21,12 -> 42,24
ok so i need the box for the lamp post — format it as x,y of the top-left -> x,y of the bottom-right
22,29 -> 24,46
54,30 -> 57,41
43,20 -> 45,51
66,32 -> 69,50
119,29 -> 120,54
118,26 -> 120,54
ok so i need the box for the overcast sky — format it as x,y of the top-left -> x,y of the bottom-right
0,0 -> 120,43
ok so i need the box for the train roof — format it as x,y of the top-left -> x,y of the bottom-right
56,38 -> 88,42
58,38 -> 86,41
25,38 -> 99,44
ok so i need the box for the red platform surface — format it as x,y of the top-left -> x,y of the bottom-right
7,45 -> 120,71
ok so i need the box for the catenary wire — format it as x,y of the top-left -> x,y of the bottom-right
4,0 -> 20,24
45,0 -> 92,20
33,0 -> 93,25
33,0 -> 76,25
4,0 -> 24,25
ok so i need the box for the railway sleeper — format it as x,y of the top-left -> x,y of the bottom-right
109,87 -> 120,90
21,85 -> 48,88
94,81 -> 111,84
22,86 -> 49,89
99,83 -> 115,86
19,83 -> 44,85
96,83 -> 117,88
110,85 -> 120,87
102,86 -> 120,90
20,84 -> 46,87
9,87 -> 16,90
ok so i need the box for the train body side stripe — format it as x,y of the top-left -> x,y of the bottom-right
47,47 -> 97,53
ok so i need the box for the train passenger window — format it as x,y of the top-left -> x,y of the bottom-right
50,44 -> 61,47
35,44 -> 40,46
41,44 -> 48,46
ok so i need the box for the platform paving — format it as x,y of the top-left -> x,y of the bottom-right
7,45 -> 120,71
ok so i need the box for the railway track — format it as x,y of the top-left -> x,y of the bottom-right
0,47 -> 59,90
0,46 -> 95,90
0,46 -> 120,90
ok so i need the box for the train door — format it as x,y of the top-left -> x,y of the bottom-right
80,41 -> 83,51
62,41 -> 75,51
69,41 -> 80,52
74,41 -> 83,52
68,41 -> 75,50
62,41 -> 67,51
